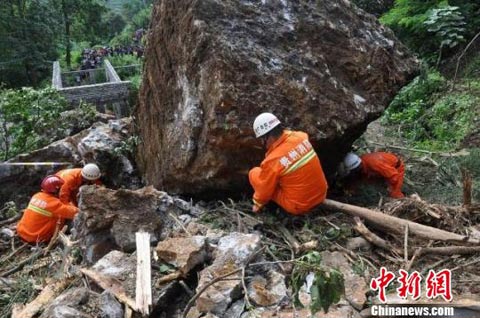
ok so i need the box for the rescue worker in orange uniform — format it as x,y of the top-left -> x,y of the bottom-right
341,152 -> 405,198
55,163 -> 102,206
248,113 -> 328,215
17,175 -> 79,243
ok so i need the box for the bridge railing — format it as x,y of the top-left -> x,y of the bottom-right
52,60 -> 133,118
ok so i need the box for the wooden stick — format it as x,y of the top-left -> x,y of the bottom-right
156,271 -> 182,286
135,231 -> 152,316
168,213 -> 191,237
277,224 -> 301,253
0,214 -> 21,227
462,169 -> 473,207
405,248 -> 422,272
12,277 -> 73,318
366,141 -> 469,157
0,250 -> 42,277
80,268 -> 137,311
452,30 -> 480,88
241,267 -> 252,309
404,225 -> 409,265
44,224 -> 66,255
323,199 -> 479,245
352,217 -> 398,253
0,243 -> 27,263
421,246 -> 480,256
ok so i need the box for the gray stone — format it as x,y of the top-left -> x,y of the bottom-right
58,82 -> 130,111
321,251 -> 368,311
47,306 -> 89,318
195,233 -> 262,315
90,250 -> 183,313
241,305 -> 360,318
346,237 -> 372,252
0,118 -> 141,206
100,291 -> 123,318
136,0 -> 418,196
74,187 -> 168,262
224,299 -> 245,318
40,288 -> 90,318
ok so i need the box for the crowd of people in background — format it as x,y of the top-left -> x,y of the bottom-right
79,45 -> 144,72
74,29 -> 146,85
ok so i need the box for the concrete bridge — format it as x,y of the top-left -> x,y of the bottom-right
52,60 -> 133,118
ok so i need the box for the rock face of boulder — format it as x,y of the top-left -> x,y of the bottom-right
136,0 -> 418,196
74,186 -> 167,263
0,118 -> 141,206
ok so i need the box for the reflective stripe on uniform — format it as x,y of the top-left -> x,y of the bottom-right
252,198 -> 263,207
281,149 -> 317,176
27,204 -> 53,217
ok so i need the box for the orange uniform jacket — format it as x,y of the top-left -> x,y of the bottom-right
360,152 -> 405,198
55,168 -> 100,205
17,192 -> 78,243
249,130 -> 328,215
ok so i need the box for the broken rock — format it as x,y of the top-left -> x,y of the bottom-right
74,186 -> 172,263
100,291 -> 123,318
195,233 -> 262,315
156,236 -> 207,274
248,271 -> 287,307
321,251 -> 368,310
89,250 -> 184,316
242,305 -> 360,318
346,236 -> 372,252
1,118 -> 141,206
39,288 -> 91,318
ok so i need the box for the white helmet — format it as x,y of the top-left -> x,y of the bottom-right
253,112 -> 281,138
343,152 -> 362,173
81,163 -> 101,180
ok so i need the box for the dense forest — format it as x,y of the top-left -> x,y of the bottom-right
0,0 -> 151,87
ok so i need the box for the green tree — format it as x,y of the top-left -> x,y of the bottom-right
0,0 -> 61,87
381,0 -> 480,62
424,5 -> 466,66
0,87 -> 67,159
54,0 -> 107,68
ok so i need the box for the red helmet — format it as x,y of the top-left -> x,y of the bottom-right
41,175 -> 65,193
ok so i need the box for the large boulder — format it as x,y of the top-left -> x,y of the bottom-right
136,0 -> 418,196
0,118 -> 141,206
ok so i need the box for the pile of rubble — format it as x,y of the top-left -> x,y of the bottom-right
1,184 -> 480,318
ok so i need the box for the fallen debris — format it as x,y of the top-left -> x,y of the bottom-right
323,199 -> 480,244
12,277 -> 74,318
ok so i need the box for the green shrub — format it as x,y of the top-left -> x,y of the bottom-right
0,87 -> 96,160
385,70 -> 446,115
0,87 -> 68,159
380,0 -> 477,63
416,93 -> 476,150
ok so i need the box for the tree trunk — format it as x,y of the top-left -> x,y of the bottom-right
62,0 -> 71,69
322,199 -> 480,245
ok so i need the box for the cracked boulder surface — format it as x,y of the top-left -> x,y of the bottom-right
136,0 -> 418,197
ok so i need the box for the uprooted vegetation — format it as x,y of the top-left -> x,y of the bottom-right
1,151 -> 479,318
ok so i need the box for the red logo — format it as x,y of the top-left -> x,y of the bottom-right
371,268 -> 452,303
